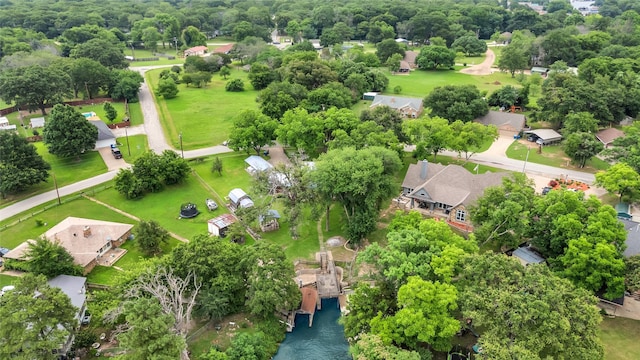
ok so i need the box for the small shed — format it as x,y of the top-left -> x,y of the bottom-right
596,128 -> 625,148
30,117 -> 45,128
207,213 -> 237,237
228,188 -> 254,210
259,209 -> 281,232
0,116 -> 9,127
362,92 -> 378,101
184,45 -> 208,57
531,67 -> 549,76
616,202 -> 632,219
89,120 -> 116,149
0,124 -> 17,131
245,155 -> 273,174
512,246 -> 545,266
524,129 -> 562,145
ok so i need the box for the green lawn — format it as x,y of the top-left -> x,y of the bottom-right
385,68 -> 520,98
506,141 -> 610,173
116,134 -> 149,162
190,153 -> 255,202
0,197 -> 136,250
0,274 -> 19,287
456,54 -> 486,66
146,67 -> 259,150
86,265 -> 122,286
126,48 -> 184,67
0,143 -> 107,209
601,317 -> 640,360
92,175 -> 218,242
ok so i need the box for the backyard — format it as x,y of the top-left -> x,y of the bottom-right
507,140 -> 610,172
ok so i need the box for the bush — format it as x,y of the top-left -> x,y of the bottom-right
225,79 -> 245,92
35,218 -> 45,226
393,85 -> 402,94
171,65 -> 182,73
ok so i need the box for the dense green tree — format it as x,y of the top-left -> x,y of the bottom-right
361,216 -> 477,287
229,110 -> 278,155
370,277 -> 459,352
282,60 -> 338,90
0,132 -> 50,198
248,62 -> 275,90
487,85 -> 521,108
114,168 -> 144,199
136,220 -> 170,256
403,117 -> 454,161
625,256 -> 640,292
452,35 -> 487,56
108,70 -> 144,102
350,333 -> 421,360
155,78 -> 179,99
366,21 -> 396,44
305,82 -> 354,111
312,147 -> 401,242
341,282 -> 396,339
103,102 -> 118,123
457,253 -> 604,359
0,274 -> 78,360
386,53 -> 404,73
376,39 -> 405,63
423,84 -> 488,122
211,156 -> 223,176
181,25 -> 207,47
219,65 -> 231,80
245,243 -> 301,318
360,105 -> 406,142
416,45 -> 456,69
24,237 -> 82,277
0,64 -> 71,115
225,78 -> 244,92
559,235 -> 626,299
67,58 -> 110,99
43,104 -> 98,158
562,111 -> 599,134
449,120 -> 499,161
225,332 -> 270,360
563,132 -> 603,168
141,26 -> 162,52
118,298 -> 185,360
595,163 -> 640,203
71,38 -> 128,69
603,122 -> 640,173
258,82 -> 308,119
469,173 -> 535,249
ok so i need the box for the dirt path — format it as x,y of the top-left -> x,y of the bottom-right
82,195 -> 190,242
460,48 -> 496,76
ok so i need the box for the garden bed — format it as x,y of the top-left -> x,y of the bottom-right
549,178 -> 590,191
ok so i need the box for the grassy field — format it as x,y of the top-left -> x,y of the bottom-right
506,140 -> 610,173
456,54 -> 486,66
115,134 -> 148,162
601,317 -> 640,360
146,67 -> 259,150
0,273 -> 18,287
126,48 -> 184,67
384,68 -> 521,98
0,142 -> 107,208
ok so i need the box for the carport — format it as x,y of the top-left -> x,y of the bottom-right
524,129 -> 562,145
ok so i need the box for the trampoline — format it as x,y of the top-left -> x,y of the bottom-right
180,203 -> 200,218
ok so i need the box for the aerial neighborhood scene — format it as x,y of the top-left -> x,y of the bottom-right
2,0 -> 640,359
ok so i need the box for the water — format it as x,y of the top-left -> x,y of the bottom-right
273,298 -> 351,360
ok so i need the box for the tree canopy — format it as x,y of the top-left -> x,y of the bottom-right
0,132 -> 50,197
42,104 -> 98,158
423,85 -> 488,123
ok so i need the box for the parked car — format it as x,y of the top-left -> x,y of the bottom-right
0,285 -> 15,296
111,147 -> 122,159
206,198 -> 218,211
542,186 -> 552,195
81,311 -> 91,325
527,135 -> 538,142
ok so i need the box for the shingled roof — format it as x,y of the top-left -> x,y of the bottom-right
403,160 -> 508,208
475,111 -> 526,132
371,95 -> 422,111
596,128 -> 625,146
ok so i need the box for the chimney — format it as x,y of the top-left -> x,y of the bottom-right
83,226 -> 91,238
420,159 -> 428,179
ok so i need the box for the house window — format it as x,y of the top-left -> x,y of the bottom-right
455,209 -> 466,222
437,203 -> 447,209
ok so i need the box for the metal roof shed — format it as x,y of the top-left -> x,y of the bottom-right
245,155 -> 273,172
524,129 -> 562,144
512,247 -> 545,266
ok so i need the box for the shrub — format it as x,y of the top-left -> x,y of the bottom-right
35,218 -> 45,226
225,79 -> 245,92
393,85 -> 402,94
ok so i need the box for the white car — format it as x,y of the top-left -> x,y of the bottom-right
0,285 -> 15,296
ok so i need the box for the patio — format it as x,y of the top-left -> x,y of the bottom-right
98,247 -> 128,266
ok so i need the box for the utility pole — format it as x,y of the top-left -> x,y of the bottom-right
522,146 -> 530,173
125,126 -> 131,156
52,172 -> 61,205
179,132 -> 184,158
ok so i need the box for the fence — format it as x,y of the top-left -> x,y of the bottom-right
0,98 -> 118,117
0,184 -> 113,232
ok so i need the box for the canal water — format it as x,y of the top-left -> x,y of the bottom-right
273,298 -> 351,360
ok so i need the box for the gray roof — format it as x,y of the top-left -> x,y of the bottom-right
524,129 -> 562,141
475,111 -> 526,132
208,213 -> 237,229
371,95 -> 422,112
30,117 -> 45,128
228,188 -> 248,204
621,219 -> 640,257
512,247 -> 545,265
259,209 -> 281,223
47,275 -> 86,312
89,120 -> 115,141
245,155 -> 273,172
403,160 -> 508,207
531,67 -> 549,73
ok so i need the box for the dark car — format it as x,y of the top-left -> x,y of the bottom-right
111,147 -> 122,159
527,135 -> 538,142
542,186 -> 552,195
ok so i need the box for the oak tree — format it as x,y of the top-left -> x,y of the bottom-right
43,104 -> 98,158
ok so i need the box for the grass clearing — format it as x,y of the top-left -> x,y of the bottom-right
146,67 -> 259,150
456,54 -> 486,66
385,68 -> 520,98
0,273 -> 19,287
0,143 -> 106,208
601,317 -> 640,360
115,134 -> 148,162
506,140 -> 610,173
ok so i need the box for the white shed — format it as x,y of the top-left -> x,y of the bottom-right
30,117 -> 45,128
0,116 -> 9,127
